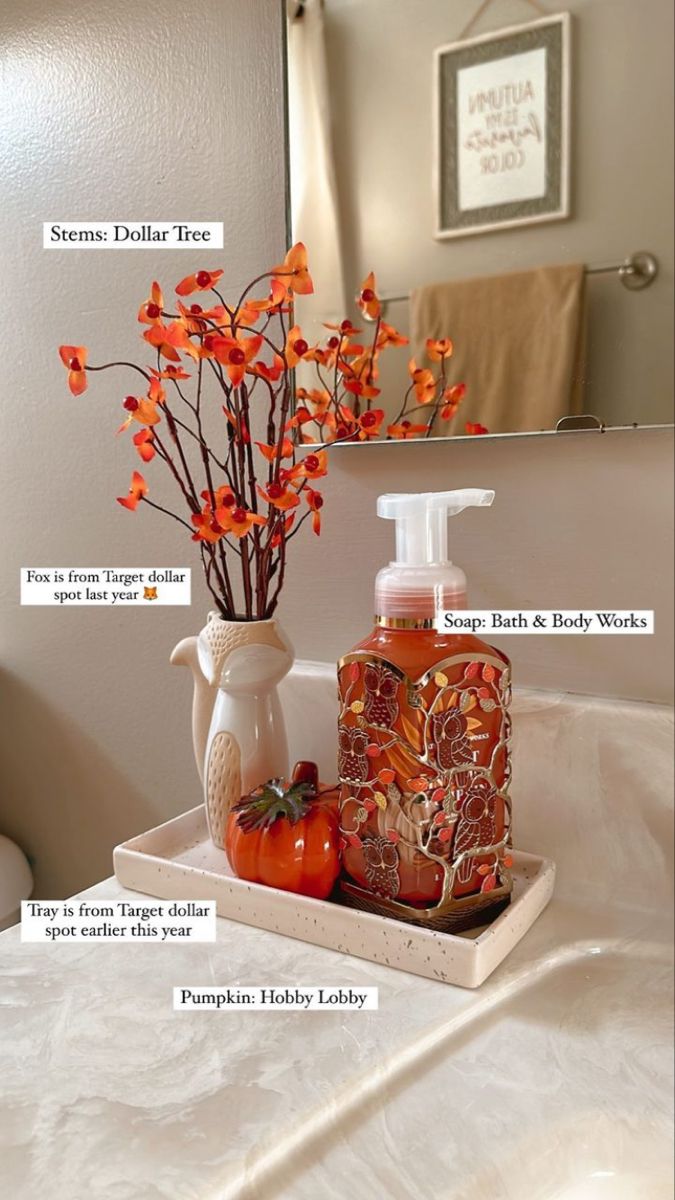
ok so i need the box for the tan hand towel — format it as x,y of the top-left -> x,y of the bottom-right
410,263 -> 587,435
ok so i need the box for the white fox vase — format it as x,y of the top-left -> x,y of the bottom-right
170,614 -> 293,849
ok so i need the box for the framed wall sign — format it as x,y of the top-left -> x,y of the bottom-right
434,13 -> 571,239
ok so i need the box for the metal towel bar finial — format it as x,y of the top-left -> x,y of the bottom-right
586,251 -> 658,290
378,251 -> 659,306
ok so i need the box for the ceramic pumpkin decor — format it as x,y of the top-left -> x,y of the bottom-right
225,762 -> 340,900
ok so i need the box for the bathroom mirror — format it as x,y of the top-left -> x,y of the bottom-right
284,0 -> 674,443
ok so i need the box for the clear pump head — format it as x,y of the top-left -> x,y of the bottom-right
374,489 -> 495,622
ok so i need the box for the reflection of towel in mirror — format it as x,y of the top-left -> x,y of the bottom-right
410,264 -> 587,434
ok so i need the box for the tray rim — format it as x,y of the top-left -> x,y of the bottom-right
113,805 -> 555,987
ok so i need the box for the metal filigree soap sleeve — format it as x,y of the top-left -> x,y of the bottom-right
337,653 -> 513,931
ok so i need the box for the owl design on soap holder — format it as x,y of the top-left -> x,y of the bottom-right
431,707 -> 473,770
453,775 -> 497,884
338,726 -> 370,785
363,663 -> 399,728
363,836 -> 400,898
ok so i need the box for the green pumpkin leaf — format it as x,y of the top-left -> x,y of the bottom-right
233,777 -> 316,831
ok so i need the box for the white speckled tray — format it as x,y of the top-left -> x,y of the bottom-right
113,806 -> 555,988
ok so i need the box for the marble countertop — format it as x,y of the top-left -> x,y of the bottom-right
1,686 -> 673,1200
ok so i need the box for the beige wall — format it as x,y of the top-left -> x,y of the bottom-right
279,427 -> 674,705
0,0 -> 287,897
321,0 -> 674,428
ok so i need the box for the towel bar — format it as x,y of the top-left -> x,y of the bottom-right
378,251 -> 659,307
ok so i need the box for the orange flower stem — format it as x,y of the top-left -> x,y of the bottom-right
262,374 -> 294,613
87,361 -> 152,383
239,382 -> 259,513
210,289 -> 236,321
239,385 -> 261,571
324,332 -> 345,428
243,374 -> 259,402
240,534 -> 254,618
169,376 -> 199,417
213,532 -> 243,562
205,358 -> 240,488
271,381 -> 293,484
194,358 -> 219,508
314,359 -> 344,432
252,372 -> 278,452
165,368 -> 231,473
181,350 -> 236,609
164,406 -> 201,509
239,379 -> 267,614
161,312 -> 285,366
139,496 -> 195,534
363,313 -> 382,413
331,427 -> 360,446
282,504 -> 312,546
258,311 -> 274,338
265,517 -> 288,617
257,456 -> 299,612
234,323 -> 287,361
230,384 -> 254,619
314,364 -> 332,394
424,401 -> 439,439
424,363 -> 446,439
213,539 -> 236,616
254,528 -> 272,610
162,310 -> 226,333
388,382 -> 417,433
148,349 -> 199,511
233,270 -> 291,316
391,399 -> 435,419
201,544 -> 237,619
166,404 -> 230,476
195,357 -> 238,615
199,546 -> 230,619
333,333 -> 344,395
255,558 -> 265,618
277,303 -> 289,355
151,428 -> 199,514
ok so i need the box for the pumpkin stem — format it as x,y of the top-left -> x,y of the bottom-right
233,778 -> 316,832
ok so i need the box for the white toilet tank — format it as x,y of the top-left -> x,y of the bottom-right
0,836 -> 33,931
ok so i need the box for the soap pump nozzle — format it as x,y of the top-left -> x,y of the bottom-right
374,489 -> 495,620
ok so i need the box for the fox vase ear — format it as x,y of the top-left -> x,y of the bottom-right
172,614 -> 294,847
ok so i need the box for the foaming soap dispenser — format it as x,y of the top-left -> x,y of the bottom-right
337,489 -> 513,931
